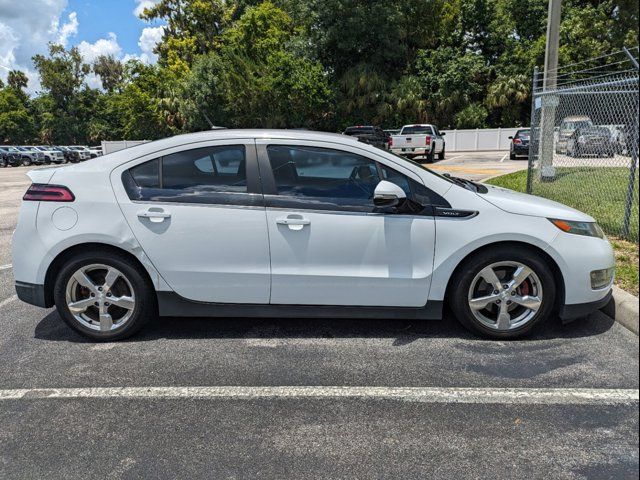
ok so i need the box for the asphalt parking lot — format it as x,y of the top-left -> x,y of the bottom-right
0,157 -> 638,479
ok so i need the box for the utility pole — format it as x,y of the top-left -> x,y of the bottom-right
539,0 -> 562,180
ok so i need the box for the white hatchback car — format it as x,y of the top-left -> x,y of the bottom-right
12,130 -> 615,340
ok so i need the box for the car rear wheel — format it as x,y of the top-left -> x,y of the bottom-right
53,251 -> 157,341
425,151 -> 435,163
438,147 -> 445,160
22,157 -> 31,166
449,247 -> 556,339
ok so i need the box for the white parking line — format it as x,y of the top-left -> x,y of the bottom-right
443,155 -> 464,162
500,153 -> 509,162
0,264 -> 12,271
0,386 -> 637,404
0,295 -> 17,309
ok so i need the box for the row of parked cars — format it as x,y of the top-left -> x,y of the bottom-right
0,145 -> 103,168
342,124 -> 446,163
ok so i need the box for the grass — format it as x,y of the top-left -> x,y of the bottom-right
610,237 -> 640,296
486,168 -> 639,296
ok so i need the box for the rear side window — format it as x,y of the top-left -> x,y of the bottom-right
124,145 -> 249,203
162,146 -> 246,192
131,159 -> 160,188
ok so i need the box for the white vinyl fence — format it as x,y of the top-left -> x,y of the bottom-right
440,128 -> 521,152
101,128 -> 524,155
101,140 -> 150,155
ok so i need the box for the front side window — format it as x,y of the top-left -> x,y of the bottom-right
124,145 -> 249,203
267,145 -> 380,201
266,145 -> 444,211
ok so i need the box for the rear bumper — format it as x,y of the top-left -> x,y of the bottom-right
559,289 -> 613,321
390,147 -> 431,155
512,145 -> 529,155
15,281 -> 49,308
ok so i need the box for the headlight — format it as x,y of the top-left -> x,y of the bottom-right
549,219 -> 605,238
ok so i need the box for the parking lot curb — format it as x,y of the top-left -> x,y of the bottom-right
601,286 -> 639,335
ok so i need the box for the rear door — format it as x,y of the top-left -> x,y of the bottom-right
111,139 -> 271,304
256,139 -> 436,307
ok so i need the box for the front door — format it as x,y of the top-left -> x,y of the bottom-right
257,140 -> 436,307
112,140 -> 271,304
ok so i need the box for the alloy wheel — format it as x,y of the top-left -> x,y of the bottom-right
65,264 -> 136,332
467,261 -> 543,331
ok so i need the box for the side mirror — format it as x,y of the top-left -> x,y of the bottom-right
508,136 -> 513,139
441,132 -> 446,136
373,180 -> 407,207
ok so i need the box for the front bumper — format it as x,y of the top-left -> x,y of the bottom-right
559,288 -> 613,320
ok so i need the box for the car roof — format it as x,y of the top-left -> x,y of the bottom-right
61,129 -> 358,169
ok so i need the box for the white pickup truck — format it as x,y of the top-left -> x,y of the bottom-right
389,124 -> 445,163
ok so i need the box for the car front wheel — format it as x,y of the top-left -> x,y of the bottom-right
449,247 -> 556,339
53,251 -> 157,341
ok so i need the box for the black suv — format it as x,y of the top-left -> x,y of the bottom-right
343,126 -> 388,150
509,129 -> 530,159
0,146 -> 23,167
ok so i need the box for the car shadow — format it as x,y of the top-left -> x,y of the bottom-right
34,306 -> 617,344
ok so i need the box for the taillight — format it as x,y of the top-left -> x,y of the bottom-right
23,184 -> 75,202
425,136 -> 431,145
514,138 -> 522,145
388,137 -> 393,147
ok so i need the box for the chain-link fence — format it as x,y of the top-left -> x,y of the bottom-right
527,48 -> 639,242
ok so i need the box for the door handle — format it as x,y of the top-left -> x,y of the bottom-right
276,216 -> 311,231
137,209 -> 171,223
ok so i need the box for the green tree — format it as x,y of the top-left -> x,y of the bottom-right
93,55 -> 124,93
0,87 -> 35,143
139,0 -> 229,74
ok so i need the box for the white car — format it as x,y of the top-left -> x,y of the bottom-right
12,130 -> 614,341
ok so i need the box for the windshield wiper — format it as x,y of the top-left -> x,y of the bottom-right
443,173 -> 478,191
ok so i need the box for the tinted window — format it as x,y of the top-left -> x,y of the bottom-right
344,127 -> 375,136
161,146 -> 246,192
267,145 -> 379,200
131,158 -> 160,188
401,125 -> 434,135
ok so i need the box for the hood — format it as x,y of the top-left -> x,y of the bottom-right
479,184 -> 594,222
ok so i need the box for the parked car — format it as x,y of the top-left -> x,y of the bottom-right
69,146 -> 91,161
0,146 -> 23,167
390,124 -> 446,163
343,126 -> 388,150
509,129 -> 530,160
555,116 -> 593,154
13,130 -> 614,341
567,126 -> 615,158
34,146 -> 66,164
89,146 -> 103,158
56,146 -> 80,163
16,146 -> 46,166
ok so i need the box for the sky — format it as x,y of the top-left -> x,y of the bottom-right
0,0 -> 164,92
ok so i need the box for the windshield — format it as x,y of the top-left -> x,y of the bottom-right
516,130 -> 530,138
385,150 -> 455,184
401,125 -> 433,135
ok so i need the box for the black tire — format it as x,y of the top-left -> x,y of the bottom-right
53,250 -> 157,341
22,157 -> 31,167
448,246 -> 556,339
438,146 -> 445,161
425,151 -> 435,163
510,151 -> 516,160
